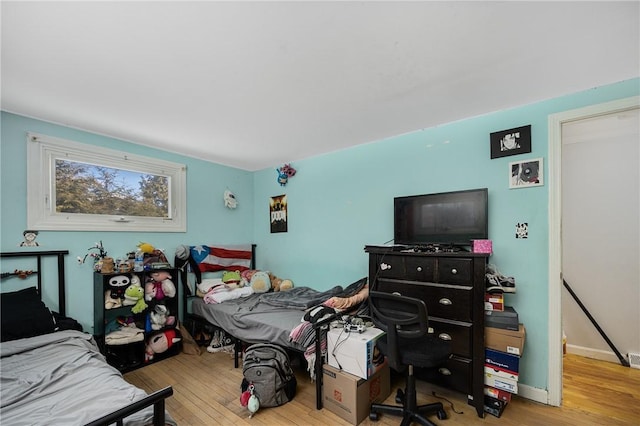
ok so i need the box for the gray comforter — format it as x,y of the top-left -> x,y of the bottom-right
0,330 -> 176,426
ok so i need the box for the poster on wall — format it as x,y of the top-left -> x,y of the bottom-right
490,125 -> 532,159
509,157 -> 543,189
270,194 -> 288,233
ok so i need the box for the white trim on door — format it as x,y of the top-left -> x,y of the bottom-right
547,95 -> 640,406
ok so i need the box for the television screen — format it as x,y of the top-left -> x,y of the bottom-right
394,188 -> 488,246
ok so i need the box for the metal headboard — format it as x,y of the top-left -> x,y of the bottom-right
0,250 -> 69,316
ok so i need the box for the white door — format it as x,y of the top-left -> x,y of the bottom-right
561,108 -> 639,363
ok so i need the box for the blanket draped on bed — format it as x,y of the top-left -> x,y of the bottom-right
0,330 -> 177,426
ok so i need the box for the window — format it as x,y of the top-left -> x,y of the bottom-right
27,132 -> 187,232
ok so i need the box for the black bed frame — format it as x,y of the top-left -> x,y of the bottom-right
0,250 -> 174,426
178,244 -> 336,410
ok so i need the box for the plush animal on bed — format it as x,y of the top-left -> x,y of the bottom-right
145,329 -> 181,362
267,273 -> 294,292
222,270 -> 242,289
250,271 -> 271,293
240,270 -> 259,287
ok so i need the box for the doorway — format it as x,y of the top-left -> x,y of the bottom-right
561,108 -> 639,363
548,96 -> 640,406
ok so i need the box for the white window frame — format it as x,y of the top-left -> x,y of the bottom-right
27,132 -> 187,232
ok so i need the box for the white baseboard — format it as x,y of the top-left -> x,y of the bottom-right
566,344 -> 620,364
516,383 -> 549,405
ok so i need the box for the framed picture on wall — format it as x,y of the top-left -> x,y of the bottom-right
490,125 -> 532,159
270,194 -> 288,233
509,157 -> 543,189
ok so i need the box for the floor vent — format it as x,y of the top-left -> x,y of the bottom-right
628,352 -> 640,369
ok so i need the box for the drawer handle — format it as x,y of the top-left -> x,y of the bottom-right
438,368 -> 452,376
438,333 -> 452,341
439,298 -> 452,306
416,266 -> 422,272
451,268 -> 458,275
380,263 -> 391,271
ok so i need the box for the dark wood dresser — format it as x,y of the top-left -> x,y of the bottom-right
365,245 -> 488,418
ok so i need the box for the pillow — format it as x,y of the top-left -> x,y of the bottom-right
1,287 -> 56,342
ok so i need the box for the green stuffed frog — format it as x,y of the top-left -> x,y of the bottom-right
123,279 -> 148,314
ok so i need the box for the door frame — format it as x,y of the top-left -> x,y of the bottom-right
547,95 -> 639,406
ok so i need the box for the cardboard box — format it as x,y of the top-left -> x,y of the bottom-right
485,348 -> 520,377
484,371 -> 518,394
484,293 -> 504,311
485,306 -> 519,331
322,361 -> 391,425
484,386 -> 512,403
484,366 -> 518,382
485,324 -> 526,356
327,327 -> 385,379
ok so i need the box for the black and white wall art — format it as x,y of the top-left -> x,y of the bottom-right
509,157 -> 543,189
490,125 -> 532,159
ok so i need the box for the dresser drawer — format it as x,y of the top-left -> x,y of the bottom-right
374,255 -> 435,281
429,318 -> 473,358
437,258 -> 472,284
377,280 -> 472,322
403,256 -> 436,281
416,355 -> 472,395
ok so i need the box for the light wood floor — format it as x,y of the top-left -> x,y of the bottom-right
124,351 -> 640,425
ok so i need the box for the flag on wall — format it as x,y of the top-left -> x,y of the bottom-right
190,245 -> 253,273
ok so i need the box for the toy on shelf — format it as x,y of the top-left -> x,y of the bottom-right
145,270 -> 176,301
145,329 -> 181,362
123,275 -> 147,314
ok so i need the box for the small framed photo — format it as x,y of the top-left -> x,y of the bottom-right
509,157 -> 543,189
490,125 -> 531,159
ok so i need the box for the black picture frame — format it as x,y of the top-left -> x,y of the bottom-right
490,125 -> 532,159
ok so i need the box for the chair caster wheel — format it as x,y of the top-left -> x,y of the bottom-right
369,412 -> 380,421
395,389 -> 404,404
437,410 -> 447,420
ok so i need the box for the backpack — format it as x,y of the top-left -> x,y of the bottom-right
241,343 -> 297,408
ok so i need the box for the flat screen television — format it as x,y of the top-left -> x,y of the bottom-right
394,188 -> 488,247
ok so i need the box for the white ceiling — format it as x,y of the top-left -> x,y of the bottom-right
2,1 -> 638,171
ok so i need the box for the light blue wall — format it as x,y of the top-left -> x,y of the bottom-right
1,78 -> 638,395
252,78 -> 640,392
0,112 -> 254,330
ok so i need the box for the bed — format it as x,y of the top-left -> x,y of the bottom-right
176,244 -> 370,409
0,250 -> 176,426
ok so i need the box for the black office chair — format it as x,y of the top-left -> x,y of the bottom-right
368,291 -> 452,426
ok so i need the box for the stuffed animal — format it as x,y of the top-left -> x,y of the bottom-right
123,275 -> 141,306
250,271 -> 271,293
107,275 -> 131,300
144,281 -> 158,302
268,272 -> 294,292
222,270 -> 242,289
149,304 -> 176,330
240,270 -> 258,287
145,329 -> 181,362
137,242 -> 155,254
123,278 -> 147,314
147,270 -> 176,299
105,290 -> 122,309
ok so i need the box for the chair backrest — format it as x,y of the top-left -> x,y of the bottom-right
369,290 -> 429,371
